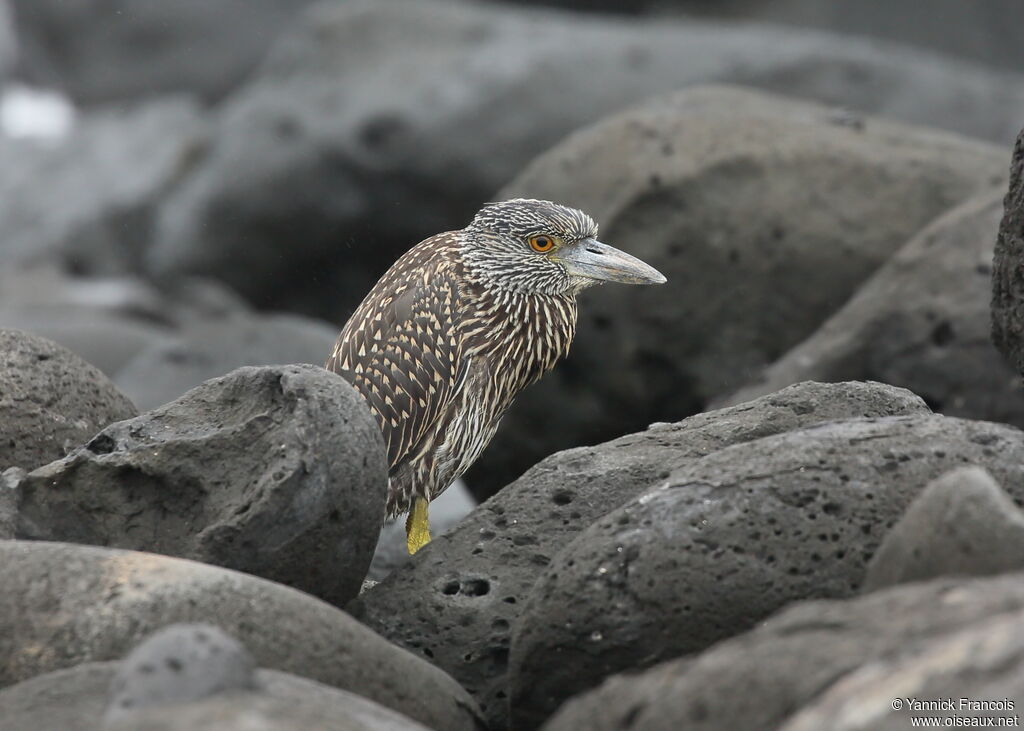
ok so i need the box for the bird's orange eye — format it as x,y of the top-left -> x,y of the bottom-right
529,235 -> 555,253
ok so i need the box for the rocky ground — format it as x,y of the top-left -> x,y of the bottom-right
3,1 -> 1024,729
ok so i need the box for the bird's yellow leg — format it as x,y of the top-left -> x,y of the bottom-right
406,498 -> 432,554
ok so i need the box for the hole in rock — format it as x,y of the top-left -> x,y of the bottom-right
463,579 -> 490,596
86,433 -> 116,455
552,491 -> 574,506
930,321 -> 954,346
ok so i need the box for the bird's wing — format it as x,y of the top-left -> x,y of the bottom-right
326,235 -> 465,473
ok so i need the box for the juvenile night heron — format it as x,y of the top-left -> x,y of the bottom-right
326,199 -> 666,554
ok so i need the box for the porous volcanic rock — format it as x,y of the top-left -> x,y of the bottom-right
541,573 -> 1024,731
10,0 -> 319,104
0,471 -> 16,538
510,414 -> 1024,728
0,648 -> 435,731
104,624 -> 258,723
780,608 -> 1024,731
0,662 -> 112,731
147,0 -> 1024,321
472,85 -> 1007,499
14,364 -> 386,606
102,695 -> 433,731
992,127 -> 1024,376
0,541 -> 483,731
863,466 -> 1024,591
0,328 -> 137,472
721,191 -> 1024,429
348,380 -> 929,728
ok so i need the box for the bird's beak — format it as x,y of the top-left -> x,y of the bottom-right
556,238 -> 667,285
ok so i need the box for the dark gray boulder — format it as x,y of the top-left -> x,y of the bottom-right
105,624 -> 258,723
509,414 -> 1024,728
992,127 -> 1024,376
147,0 -> 1024,322
113,313 -> 339,411
0,328 -> 137,472
0,267 -> 340,408
0,269 -> 242,379
10,0 -> 319,104
0,469 -> 17,538
863,466 -> 1024,591
348,380 -> 929,729
474,84 -> 1006,499
0,305 -> 170,380
669,0 -> 1024,75
780,608 -> 1024,731
720,191 -> 1024,429
541,573 -> 1024,731
0,0 -> 13,81
529,0 -> 1024,74
102,694 -> 433,731
0,657 -> 434,731
0,541 -> 483,731
14,364 -> 386,606
0,97 -> 208,276
0,662 -> 112,731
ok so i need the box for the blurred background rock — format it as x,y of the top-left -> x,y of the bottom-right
1,0 -> 1022,502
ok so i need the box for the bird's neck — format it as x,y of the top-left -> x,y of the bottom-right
460,279 -> 578,394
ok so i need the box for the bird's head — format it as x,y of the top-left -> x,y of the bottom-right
462,199 -> 666,296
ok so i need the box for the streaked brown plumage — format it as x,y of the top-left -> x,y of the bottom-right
326,199 -> 665,552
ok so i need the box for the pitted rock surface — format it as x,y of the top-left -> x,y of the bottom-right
14,364 -> 386,606
722,191 -> 1024,430
101,693 -> 434,731
0,660 -> 435,731
0,541 -> 483,731
0,328 -> 137,472
542,573 -> 1024,731
510,414 -> 1024,728
104,624 -> 258,723
863,466 -> 1024,590
780,608 -> 1024,731
992,127 -> 1024,376
348,380 -> 928,728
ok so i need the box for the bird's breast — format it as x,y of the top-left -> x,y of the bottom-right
460,288 -> 577,410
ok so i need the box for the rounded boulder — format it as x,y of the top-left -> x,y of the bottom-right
0,541 -> 483,731
0,328 -> 137,472
14,364 -> 387,606
510,414 -> 1024,728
